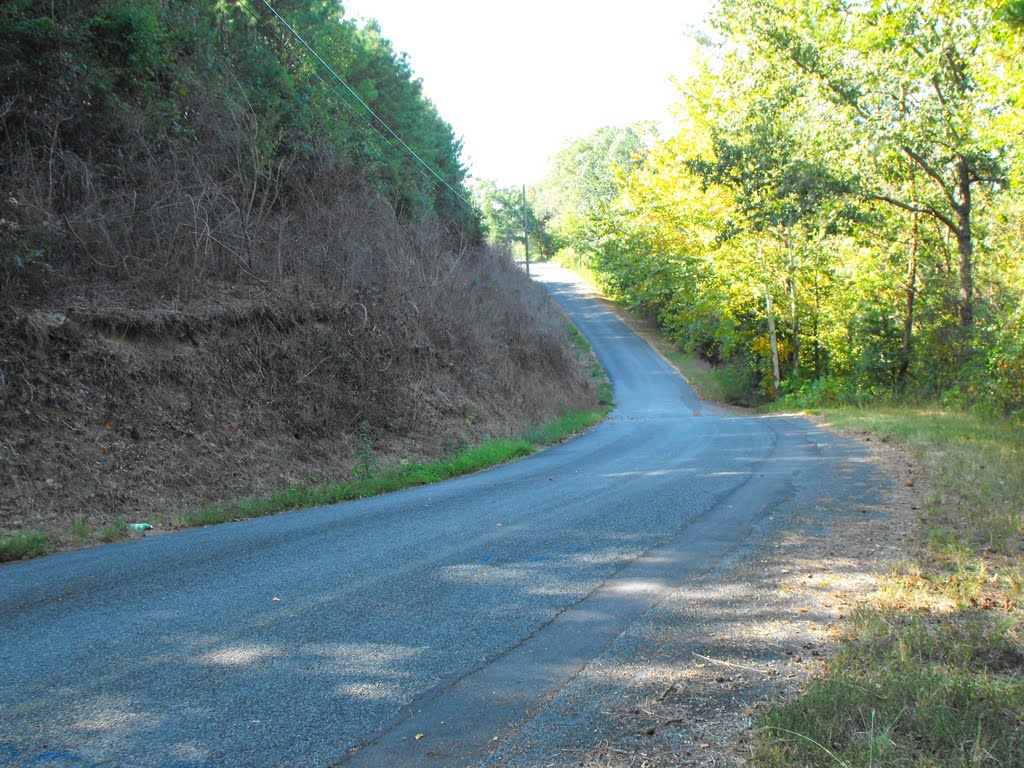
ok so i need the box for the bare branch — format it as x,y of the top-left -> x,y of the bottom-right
901,147 -> 957,207
869,193 -> 959,234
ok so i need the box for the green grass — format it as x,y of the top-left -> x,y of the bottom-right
71,519 -> 90,540
750,406 -> 1024,768
565,321 -> 592,355
563,317 -> 613,409
665,350 -> 765,407
757,610 -> 1024,767
180,412 -> 607,528
522,408 -> 607,444
99,517 -> 129,543
0,530 -> 50,562
592,362 -> 613,408
820,406 -> 1023,566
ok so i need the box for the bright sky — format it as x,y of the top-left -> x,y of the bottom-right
341,0 -> 711,186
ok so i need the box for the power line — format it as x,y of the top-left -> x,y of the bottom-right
253,0 -> 475,210
234,3 -> 401,156
235,2 -> 464,208
234,1 -> 473,211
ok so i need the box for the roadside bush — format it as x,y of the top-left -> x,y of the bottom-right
987,302 -> 1024,414
782,376 -> 855,408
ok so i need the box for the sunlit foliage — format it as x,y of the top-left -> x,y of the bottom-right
543,0 -> 1024,410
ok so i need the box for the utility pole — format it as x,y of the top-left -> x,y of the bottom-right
522,184 -> 530,277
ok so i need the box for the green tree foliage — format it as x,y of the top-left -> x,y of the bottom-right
0,0 -> 475,291
475,182 -> 523,248
1002,0 -> 1024,27
542,0 -> 1024,411
718,0 -> 1008,334
473,181 -> 551,257
535,125 -> 642,258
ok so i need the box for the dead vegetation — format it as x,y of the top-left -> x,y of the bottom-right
1,105 -> 597,553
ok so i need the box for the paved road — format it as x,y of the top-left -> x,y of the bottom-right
0,264 -> 881,767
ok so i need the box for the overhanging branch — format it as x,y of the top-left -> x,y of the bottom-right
869,194 -> 959,235
901,147 -> 957,208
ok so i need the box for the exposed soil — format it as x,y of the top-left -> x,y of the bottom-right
1,258 -> 599,550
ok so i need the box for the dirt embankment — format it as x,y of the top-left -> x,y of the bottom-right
1,254 -> 597,546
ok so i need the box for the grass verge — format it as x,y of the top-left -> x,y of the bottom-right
662,349 -> 765,407
179,408 -> 609,528
180,437 -> 536,527
564,320 -> 614,410
0,411 -> 608,561
751,406 -> 1024,767
0,530 -> 49,562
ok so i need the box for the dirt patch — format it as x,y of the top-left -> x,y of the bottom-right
1,257 -> 598,550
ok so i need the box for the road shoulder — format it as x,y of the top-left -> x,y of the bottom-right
482,417 -> 919,767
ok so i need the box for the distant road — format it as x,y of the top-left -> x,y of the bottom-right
0,264 -> 882,767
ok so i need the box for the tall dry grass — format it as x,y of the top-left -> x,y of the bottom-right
0,89 -> 598,546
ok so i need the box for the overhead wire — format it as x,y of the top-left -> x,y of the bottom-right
234,2 -> 402,158
250,0 -> 476,210
234,1 -> 473,212
236,2 -> 471,210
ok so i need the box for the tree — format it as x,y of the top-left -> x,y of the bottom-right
473,181 -> 548,256
536,125 -> 642,259
715,0 -> 1009,334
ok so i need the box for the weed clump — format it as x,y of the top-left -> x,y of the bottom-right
0,531 -> 49,563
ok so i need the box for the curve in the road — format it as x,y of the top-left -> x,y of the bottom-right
0,263 -> 881,768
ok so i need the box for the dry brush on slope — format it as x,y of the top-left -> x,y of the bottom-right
1,234 -> 597,544
0,1 -> 598,549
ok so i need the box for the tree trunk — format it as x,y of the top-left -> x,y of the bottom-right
766,287 -> 781,396
897,213 -> 918,387
784,229 -> 799,373
955,159 -> 974,331
813,275 -> 821,378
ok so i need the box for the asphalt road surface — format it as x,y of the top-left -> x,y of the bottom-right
0,264 -> 883,767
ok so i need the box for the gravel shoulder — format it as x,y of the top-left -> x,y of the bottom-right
476,419 -> 920,767
486,270 -> 923,767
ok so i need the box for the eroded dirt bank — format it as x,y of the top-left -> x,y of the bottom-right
1,255 -> 598,545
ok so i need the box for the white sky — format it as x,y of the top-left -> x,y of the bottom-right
341,0 -> 711,186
